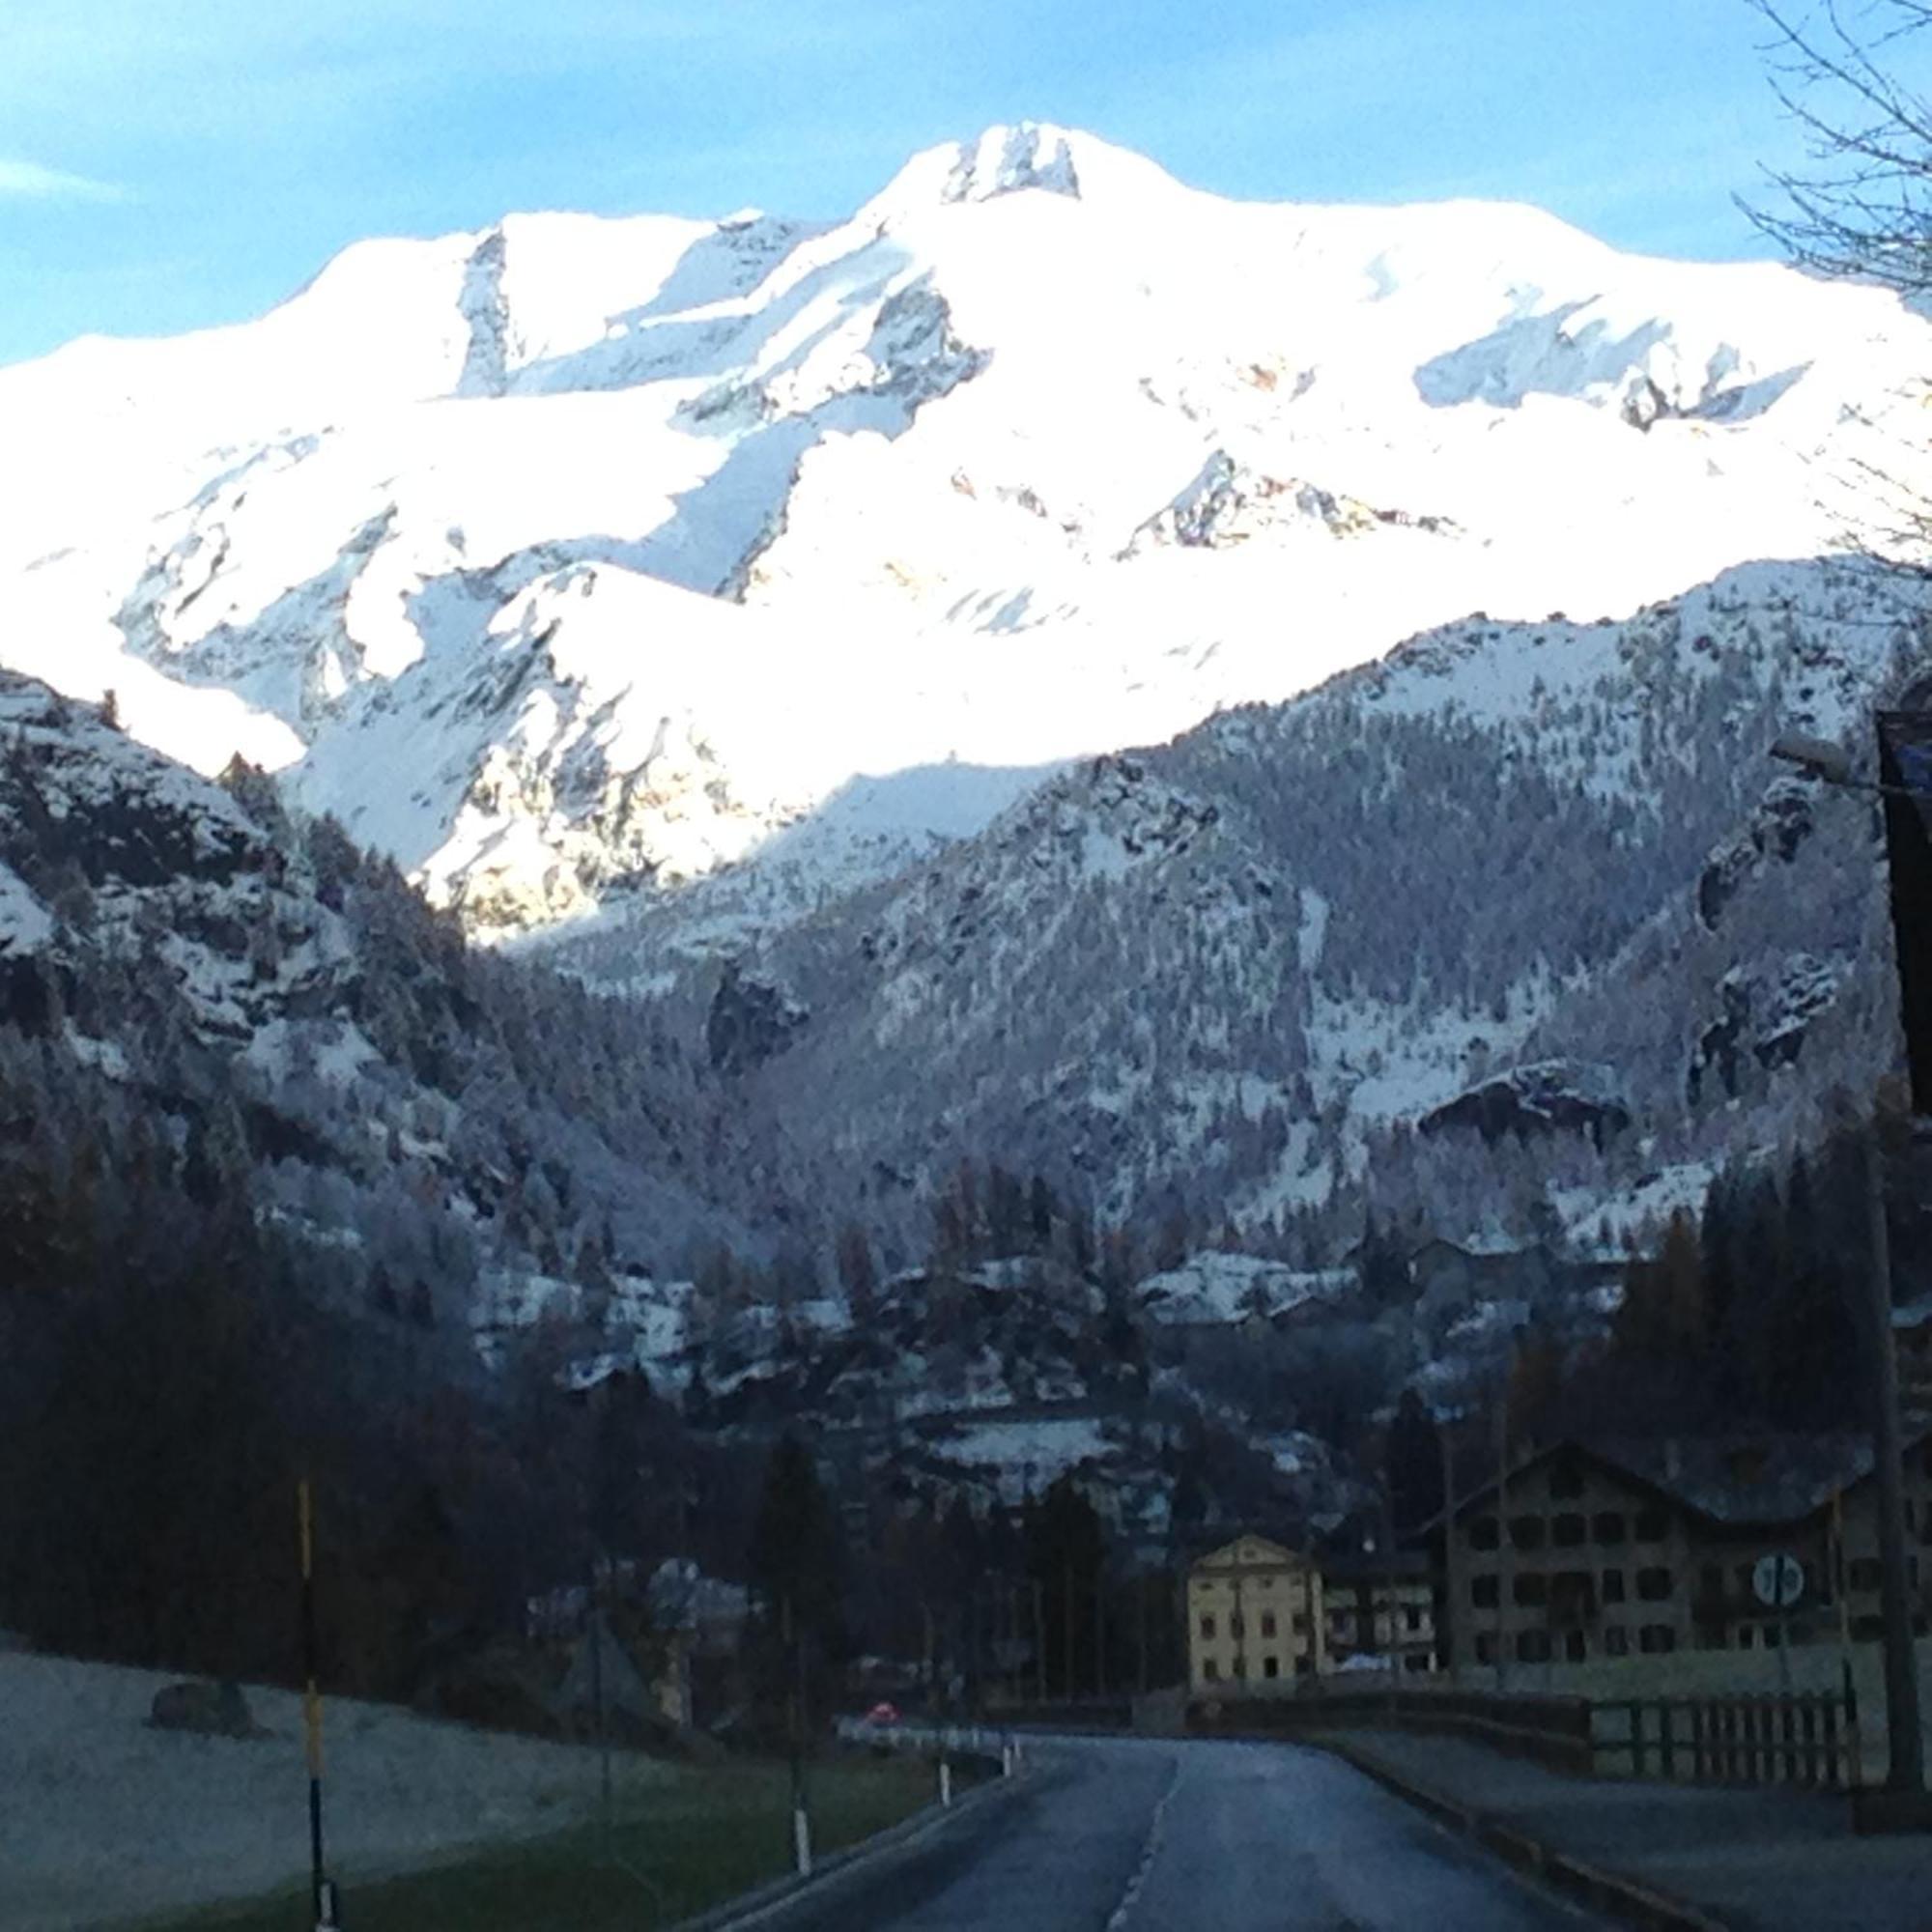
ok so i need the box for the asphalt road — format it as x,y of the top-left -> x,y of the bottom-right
776,1735 -> 1602,1931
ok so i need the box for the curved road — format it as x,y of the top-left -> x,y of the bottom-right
781,1736 -> 1599,1932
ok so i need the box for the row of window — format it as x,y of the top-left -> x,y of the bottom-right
1468,1566 -> 1673,1609
1198,1610 -> 1310,1640
1193,1574 -> 1309,1593
1330,1605 -> 1429,1634
1471,1623 -> 1677,1664
1468,1508 -> 1671,1552
1199,1653 -> 1315,1681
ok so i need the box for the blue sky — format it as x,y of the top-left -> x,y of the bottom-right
0,0 -> 1897,367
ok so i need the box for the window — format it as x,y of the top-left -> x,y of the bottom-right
1470,1516 -> 1500,1551
1405,1605 -> 1423,1633
1514,1573 -> 1548,1607
1565,1629 -> 1586,1662
1552,1513 -> 1587,1548
1261,1611 -> 1277,1638
1475,1633 -> 1497,1664
1593,1511 -> 1628,1546
1203,1658 -> 1220,1681
1263,1655 -> 1279,1679
1636,1567 -> 1673,1602
1295,1655 -> 1315,1676
1233,1656 -> 1246,1678
1604,1626 -> 1629,1658
1550,1463 -> 1585,1501
1293,1612 -> 1310,1634
1230,1614 -> 1245,1638
1738,1625 -> 1756,1649
1602,1569 -> 1626,1605
1551,1571 -> 1594,1616
1510,1516 -> 1547,1551
1638,1624 -> 1677,1655
1634,1508 -> 1669,1544
1850,1558 -> 1883,1593
1471,1574 -> 1499,1608
1699,1565 -> 1723,1600
1517,1630 -> 1552,1662
1199,1614 -> 1216,1639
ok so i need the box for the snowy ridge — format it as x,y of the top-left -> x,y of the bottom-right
4,123 -> 1930,945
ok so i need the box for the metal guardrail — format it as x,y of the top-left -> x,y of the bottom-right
834,1716 -> 1024,1779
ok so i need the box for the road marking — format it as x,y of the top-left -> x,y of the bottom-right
1103,1754 -> 1182,1932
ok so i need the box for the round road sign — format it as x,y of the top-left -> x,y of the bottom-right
1751,1552 -> 1805,1609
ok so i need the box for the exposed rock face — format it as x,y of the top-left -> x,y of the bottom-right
1420,1062 -> 1632,1147
705,962 -> 807,1075
942,123 -> 1083,203
1124,450 -> 1457,554
1697,779 -> 1817,930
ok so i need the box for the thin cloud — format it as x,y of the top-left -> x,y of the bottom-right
0,158 -> 124,203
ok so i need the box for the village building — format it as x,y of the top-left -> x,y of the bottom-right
1186,1534 -> 1326,1690
1439,1431 -> 1932,1673
1321,1549 -> 1437,1674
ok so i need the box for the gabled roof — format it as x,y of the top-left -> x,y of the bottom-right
1190,1532 -> 1310,1573
1440,1427 -> 1932,1535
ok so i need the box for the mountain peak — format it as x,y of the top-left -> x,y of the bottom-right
869,121 -> 1182,220
942,122 -> 1084,204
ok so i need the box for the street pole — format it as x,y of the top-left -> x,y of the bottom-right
1861,1118 -> 1924,1795
1439,1422 -> 1460,1685
782,1592 -> 811,1875
1062,1561 -> 1075,1704
1033,1579 -> 1046,1705
1136,1569 -> 1150,1695
1833,1487 -> 1864,1788
1094,1572 -> 1106,1700
297,1480 -> 336,1931
589,1563 -> 612,1861
1493,1387 -> 1512,1695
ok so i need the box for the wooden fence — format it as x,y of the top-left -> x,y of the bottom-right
1590,1692 -> 1856,1791
1186,1685 -> 1857,1790
1188,1687 -> 1595,1775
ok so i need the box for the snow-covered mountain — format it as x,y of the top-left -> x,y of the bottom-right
617,552 -> 1923,1256
6,121 -> 1929,950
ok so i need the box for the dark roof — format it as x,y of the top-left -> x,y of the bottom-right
1320,1548 -> 1432,1584
1442,1427 -> 1932,1534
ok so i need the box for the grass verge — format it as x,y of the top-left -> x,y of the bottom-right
156,1749 -> 945,1932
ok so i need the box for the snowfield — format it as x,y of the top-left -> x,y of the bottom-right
6,121 -> 1930,952
0,1650 -> 672,1931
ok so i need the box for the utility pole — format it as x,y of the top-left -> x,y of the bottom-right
297,1480 -> 338,1931
782,1593 -> 811,1875
1062,1561 -> 1075,1704
1439,1421 -> 1461,1686
1861,1114 -> 1925,1797
1033,1579 -> 1046,1705
1136,1569 -> 1150,1695
1771,718 -> 1932,1823
1094,1572 -> 1106,1699
1493,1381 -> 1512,1695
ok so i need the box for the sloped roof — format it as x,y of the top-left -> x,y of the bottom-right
1190,1532 -> 1310,1573
1442,1426 -> 1932,1534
